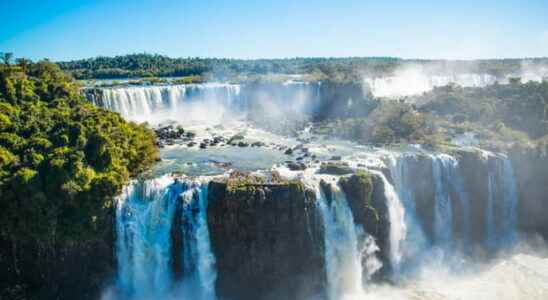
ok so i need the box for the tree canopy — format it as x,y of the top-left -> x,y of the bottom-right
0,57 -> 159,299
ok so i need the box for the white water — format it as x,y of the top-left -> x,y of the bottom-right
115,176 -> 179,298
385,154 -> 426,276
431,154 -> 457,247
501,159 -> 519,246
369,169 -> 407,277
364,68 -> 547,98
95,84 -> 242,124
315,180 -> 365,300
360,253 -> 548,300
178,183 -> 217,300
486,156 -> 519,249
364,73 -> 500,98
92,81 -> 322,126
114,176 -> 217,300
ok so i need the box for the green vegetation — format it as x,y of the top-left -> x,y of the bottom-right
58,53 -> 403,81
0,55 -> 159,299
314,80 -> 548,152
314,101 -> 434,146
403,81 -> 547,151
59,53 -> 548,84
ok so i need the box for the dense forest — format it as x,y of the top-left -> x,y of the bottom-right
0,54 -> 159,299
57,53 -> 548,81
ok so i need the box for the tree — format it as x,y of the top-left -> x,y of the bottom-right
0,56 -> 159,299
1,52 -> 13,65
16,58 -> 31,72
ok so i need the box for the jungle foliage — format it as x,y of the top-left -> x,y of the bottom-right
58,53 -> 548,83
0,56 -> 159,299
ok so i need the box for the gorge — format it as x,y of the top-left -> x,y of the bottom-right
87,78 -> 548,300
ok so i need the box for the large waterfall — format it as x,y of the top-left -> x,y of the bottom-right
88,82 -> 321,125
485,155 -> 519,249
114,176 -> 217,300
109,150 -> 525,299
369,169 -> 407,277
91,84 -> 242,124
431,154 -> 458,247
315,181 -> 365,299
377,151 -> 522,279
364,68 -> 548,99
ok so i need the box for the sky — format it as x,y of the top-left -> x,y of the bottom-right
0,0 -> 547,61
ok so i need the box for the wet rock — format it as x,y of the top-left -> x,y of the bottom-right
228,133 -> 245,145
287,162 -> 307,171
208,177 -> 324,300
199,143 -> 207,149
187,141 -> 196,147
318,162 -> 353,175
284,148 -> 294,155
251,141 -> 265,147
237,141 -> 249,147
330,155 -> 342,161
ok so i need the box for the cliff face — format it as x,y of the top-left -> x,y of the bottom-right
0,220 -> 115,300
207,180 -> 325,300
510,149 -> 548,240
339,172 -> 389,277
315,81 -> 377,120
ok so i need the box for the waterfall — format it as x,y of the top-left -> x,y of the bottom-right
179,184 -> 217,300
363,73 -> 500,98
94,84 -> 242,124
485,156 -> 519,249
501,159 -> 518,245
115,176 -> 217,299
314,181 -> 365,299
89,82 -> 325,125
363,71 -> 548,99
431,154 -> 457,247
115,176 -> 181,298
369,169 -> 407,276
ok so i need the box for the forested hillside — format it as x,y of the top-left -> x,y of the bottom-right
58,53 -> 548,81
0,55 -> 159,299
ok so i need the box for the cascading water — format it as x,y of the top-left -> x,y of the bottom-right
385,154 -> 428,276
485,155 -> 519,249
89,81 -> 323,125
501,159 -> 519,245
369,169 -> 407,276
179,183 -> 217,300
315,181 -> 365,300
431,154 -> 457,247
363,71 -> 546,99
114,176 -> 217,300
363,73 -> 501,98
115,176 -> 179,298
384,151 -> 522,270
94,84 -> 242,123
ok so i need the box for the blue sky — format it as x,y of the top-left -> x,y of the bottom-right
1,0 -> 547,61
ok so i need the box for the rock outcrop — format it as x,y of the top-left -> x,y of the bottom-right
207,176 -> 325,300
338,171 -> 390,277
510,147 -> 548,240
